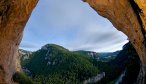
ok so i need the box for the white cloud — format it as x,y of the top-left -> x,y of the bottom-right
20,41 -> 39,51
20,0 -> 128,52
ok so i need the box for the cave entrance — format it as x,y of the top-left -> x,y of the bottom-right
0,0 -> 144,84
18,0 -> 142,84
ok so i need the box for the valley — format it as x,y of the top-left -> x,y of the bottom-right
16,42 -> 140,84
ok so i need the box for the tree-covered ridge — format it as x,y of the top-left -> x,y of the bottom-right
23,44 -> 99,84
95,42 -> 140,84
41,44 -> 69,52
19,43 -> 140,84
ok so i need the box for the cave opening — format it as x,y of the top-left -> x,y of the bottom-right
1,0 -> 145,83
17,0 -> 141,84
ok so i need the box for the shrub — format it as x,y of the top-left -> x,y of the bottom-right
13,72 -> 34,84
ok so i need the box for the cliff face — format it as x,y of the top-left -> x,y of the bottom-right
83,0 -> 146,83
0,0 -> 146,84
0,0 -> 38,83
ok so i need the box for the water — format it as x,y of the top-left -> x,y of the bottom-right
115,70 -> 126,84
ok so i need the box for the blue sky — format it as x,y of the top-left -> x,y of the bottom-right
20,0 -> 128,52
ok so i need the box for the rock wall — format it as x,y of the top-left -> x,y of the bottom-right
0,0 -> 146,83
83,72 -> 105,84
0,0 -> 38,83
83,0 -> 146,83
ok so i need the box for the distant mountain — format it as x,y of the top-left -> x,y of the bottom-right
74,50 -> 120,61
21,44 -> 99,84
98,51 -> 120,61
19,49 -> 32,59
74,50 -> 100,60
95,42 -> 140,84
18,43 -> 140,84
19,49 -> 33,66
98,51 -> 120,57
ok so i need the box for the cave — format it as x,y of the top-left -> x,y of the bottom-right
0,0 -> 146,84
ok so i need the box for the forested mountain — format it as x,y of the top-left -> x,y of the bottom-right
21,44 -> 99,84
17,43 -> 140,84
95,42 -> 140,84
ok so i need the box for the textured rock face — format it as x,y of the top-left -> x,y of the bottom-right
0,0 -> 38,83
84,0 -> 146,83
0,0 -> 145,83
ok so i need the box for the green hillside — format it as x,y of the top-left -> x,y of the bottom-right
18,43 -> 140,84
23,44 -> 99,84
94,42 -> 140,84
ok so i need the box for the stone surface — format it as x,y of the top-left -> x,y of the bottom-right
83,0 -> 146,83
0,0 -> 38,83
0,0 -> 146,83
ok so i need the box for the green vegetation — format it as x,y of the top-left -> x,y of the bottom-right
23,44 -> 99,84
13,72 -> 34,84
93,42 -> 140,83
119,43 -> 140,84
19,43 -> 140,84
19,49 -> 32,67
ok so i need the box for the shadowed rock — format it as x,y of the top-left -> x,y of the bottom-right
83,0 -> 146,84
0,0 -> 38,83
0,0 -> 146,83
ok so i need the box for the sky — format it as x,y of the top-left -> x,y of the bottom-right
20,0 -> 128,52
